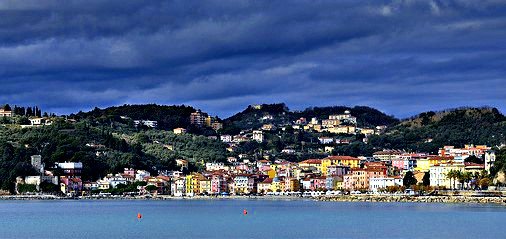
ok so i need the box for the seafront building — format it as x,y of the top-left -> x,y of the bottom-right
13,141 -> 499,197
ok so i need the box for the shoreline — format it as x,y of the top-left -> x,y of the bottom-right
317,195 -> 506,205
2,194 -> 506,205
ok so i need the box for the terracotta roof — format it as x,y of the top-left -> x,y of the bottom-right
325,156 -> 360,160
464,162 -> 485,168
373,150 -> 402,155
260,178 -> 273,184
428,156 -> 454,160
300,159 -> 322,164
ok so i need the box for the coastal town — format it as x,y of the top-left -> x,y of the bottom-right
13,144 -> 497,199
3,104 -> 503,201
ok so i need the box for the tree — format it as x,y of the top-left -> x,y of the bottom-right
446,170 -> 456,190
17,184 -> 37,194
461,171 -> 472,190
403,171 -> 417,188
422,172 -> 430,186
145,185 -> 157,192
40,182 -> 60,193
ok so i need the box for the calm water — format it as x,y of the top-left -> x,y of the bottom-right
0,199 -> 505,238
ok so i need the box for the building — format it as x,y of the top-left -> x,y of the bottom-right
134,120 -> 158,128
60,177 -> 83,195
56,162 -> 83,176
485,150 -> 496,173
172,177 -> 186,197
0,108 -> 13,117
369,177 -> 403,192
24,175 -> 58,190
299,159 -> 322,173
29,118 -> 45,126
318,137 -> 334,144
439,145 -> 491,163
261,124 -> 276,131
328,110 -> 357,125
252,130 -> 264,143
173,128 -> 187,134
343,168 -> 386,191
233,175 -> 255,194
321,156 -> 360,176
31,155 -> 44,174
430,163 -> 465,189
257,178 -> 272,194
220,135 -> 232,143
190,110 -> 208,126
373,150 -> 402,162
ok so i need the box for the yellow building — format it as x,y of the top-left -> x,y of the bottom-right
299,159 -> 322,173
415,158 -> 430,172
186,173 -> 205,196
199,179 -> 211,194
288,178 -> 300,192
185,175 -> 194,196
267,169 -> 277,179
258,178 -> 272,194
416,156 -> 454,172
270,177 -> 283,192
321,156 -> 360,176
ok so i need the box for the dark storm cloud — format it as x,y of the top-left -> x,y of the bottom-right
0,0 -> 505,117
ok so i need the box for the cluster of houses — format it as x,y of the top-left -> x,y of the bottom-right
0,108 -> 54,128
190,110 -> 223,131
213,110 -> 385,156
16,144 -> 498,196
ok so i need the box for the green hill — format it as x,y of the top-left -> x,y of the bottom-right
293,106 -> 399,127
74,104 -> 197,130
369,107 -> 506,153
223,104 -> 398,133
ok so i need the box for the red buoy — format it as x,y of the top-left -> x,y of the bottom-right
137,213 -> 142,219
243,209 -> 248,215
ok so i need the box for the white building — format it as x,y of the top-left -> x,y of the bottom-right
206,162 -> 228,171
485,150 -> 496,173
31,155 -> 44,174
220,135 -> 232,143
24,175 -> 58,190
430,164 -> 464,189
29,118 -> 45,125
369,177 -> 403,192
318,137 -> 334,144
233,176 -> 255,194
135,170 -> 151,181
252,130 -> 264,143
134,120 -> 158,128
172,178 -> 186,197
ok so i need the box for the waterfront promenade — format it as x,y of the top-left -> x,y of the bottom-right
3,191 -> 506,205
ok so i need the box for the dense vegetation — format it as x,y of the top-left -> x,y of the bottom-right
293,106 -> 399,127
0,103 -> 504,192
223,103 -> 398,134
74,104 -> 198,130
368,107 -> 506,154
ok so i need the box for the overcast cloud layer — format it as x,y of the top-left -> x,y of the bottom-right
0,0 -> 505,118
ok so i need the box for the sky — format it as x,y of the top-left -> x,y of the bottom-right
0,0 -> 505,118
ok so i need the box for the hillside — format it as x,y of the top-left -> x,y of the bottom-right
369,107 -> 506,153
74,104 -> 197,130
293,106 -> 399,127
224,104 -> 398,133
223,103 -> 292,133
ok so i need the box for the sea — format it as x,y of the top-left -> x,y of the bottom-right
0,199 -> 505,239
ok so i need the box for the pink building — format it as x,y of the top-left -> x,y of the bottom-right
302,176 -> 326,191
343,168 -> 386,191
391,159 -> 405,171
211,174 -> 227,194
